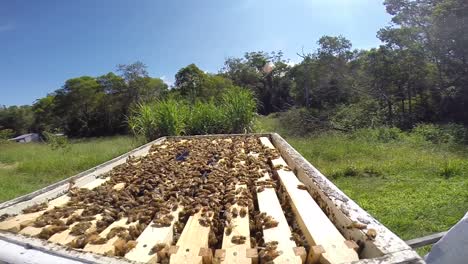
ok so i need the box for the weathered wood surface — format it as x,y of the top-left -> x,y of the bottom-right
255,170 -> 302,264
220,184 -> 251,264
0,175 -> 113,233
170,212 -> 213,264
125,208 -> 182,263
0,195 -> 70,232
260,137 -> 359,264
83,217 -> 132,255
49,213 -> 102,245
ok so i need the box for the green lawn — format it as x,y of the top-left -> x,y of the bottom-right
256,115 -> 468,255
0,136 -> 141,203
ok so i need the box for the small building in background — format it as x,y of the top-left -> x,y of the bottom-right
8,133 -> 41,143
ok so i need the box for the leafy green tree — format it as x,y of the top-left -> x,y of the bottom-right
222,51 -> 292,114
0,105 -> 34,136
31,95 -> 60,132
174,64 -> 207,102
53,76 -> 105,136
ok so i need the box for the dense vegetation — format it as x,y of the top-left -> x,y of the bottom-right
1,0 -> 467,139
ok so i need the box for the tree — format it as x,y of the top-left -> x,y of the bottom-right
32,95 -> 59,133
221,51 -> 292,114
174,64 -> 207,102
290,36 -> 355,111
0,105 -> 33,136
53,76 -> 105,136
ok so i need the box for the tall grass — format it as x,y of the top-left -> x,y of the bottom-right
128,87 -> 256,140
128,99 -> 188,140
187,101 -> 225,135
222,87 -> 256,133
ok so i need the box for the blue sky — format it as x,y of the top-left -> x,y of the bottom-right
0,0 -> 391,106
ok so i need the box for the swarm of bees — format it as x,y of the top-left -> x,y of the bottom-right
2,136 -> 324,260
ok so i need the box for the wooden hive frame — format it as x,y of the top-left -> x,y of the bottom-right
0,134 -> 423,264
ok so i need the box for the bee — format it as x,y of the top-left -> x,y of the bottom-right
263,217 -> 279,229
36,225 -> 68,240
150,243 -> 168,254
231,235 -> 246,245
297,184 -> 307,190
250,237 -> 257,247
257,186 -> 265,193
88,234 -> 107,245
114,238 -> 135,257
70,221 -> 92,236
348,221 -> 367,230
290,232 -> 303,245
225,222 -> 235,236
68,235 -> 89,249
0,213 -> 13,222
208,230 -> 218,247
366,228 -> 377,240
106,226 -> 127,239
128,225 -> 144,240
231,207 -> 239,218
239,208 -> 247,218
68,179 -> 76,191
22,202 -> 48,214
273,164 -> 283,170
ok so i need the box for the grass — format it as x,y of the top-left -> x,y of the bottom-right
256,115 -> 468,256
0,136 -> 141,203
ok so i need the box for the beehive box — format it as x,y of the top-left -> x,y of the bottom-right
0,134 -> 423,264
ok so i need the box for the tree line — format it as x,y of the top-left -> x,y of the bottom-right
1,0 -> 467,138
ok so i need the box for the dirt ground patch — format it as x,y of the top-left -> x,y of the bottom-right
0,162 -> 18,170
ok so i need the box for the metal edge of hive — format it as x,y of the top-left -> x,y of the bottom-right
269,133 -> 425,263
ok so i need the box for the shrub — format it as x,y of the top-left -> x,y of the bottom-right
278,107 -> 328,136
349,127 -> 404,143
332,99 -> 385,130
128,100 -> 189,140
188,101 -> 225,135
155,99 -> 189,137
128,103 -> 158,141
43,131 -> 70,150
0,129 -> 14,140
376,127 -> 404,142
412,123 -> 454,144
221,87 -> 256,133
